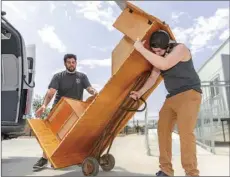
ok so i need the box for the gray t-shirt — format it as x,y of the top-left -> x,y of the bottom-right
48,71 -> 91,106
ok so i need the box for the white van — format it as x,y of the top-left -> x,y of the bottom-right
1,11 -> 36,140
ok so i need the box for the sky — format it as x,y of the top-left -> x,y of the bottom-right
2,1 -> 229,120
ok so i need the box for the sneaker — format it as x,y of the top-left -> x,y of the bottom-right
156,171 -> 169,176
33,157 -> 48,170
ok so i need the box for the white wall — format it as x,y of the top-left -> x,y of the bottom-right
198,38 -> 229,82
198,38 -> 230,116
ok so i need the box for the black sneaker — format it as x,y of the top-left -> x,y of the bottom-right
33,157 -> 48,171
156,171 -> 169,176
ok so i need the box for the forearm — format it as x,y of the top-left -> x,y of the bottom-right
43,91 -> 54,107
87,86 -> 97,95
138,47 -> 167,70
139,75 -> 157,95
139,68 -> 160,95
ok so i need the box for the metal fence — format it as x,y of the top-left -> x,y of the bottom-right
194,81 -> 230,153
144,109 -> 160,157
144,81 -> 230,156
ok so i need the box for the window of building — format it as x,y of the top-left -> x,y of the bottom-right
210,75 -> 220,97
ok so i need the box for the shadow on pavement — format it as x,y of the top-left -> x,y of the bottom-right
2,156 -> 39,176
1,157 -> 152,176
56,166 -> 152,176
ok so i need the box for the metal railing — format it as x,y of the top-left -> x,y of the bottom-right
194,81 -> 230,153
144,81 -> 230,155
144,108 -> 160,157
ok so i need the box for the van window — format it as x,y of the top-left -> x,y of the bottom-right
1,54 -> 20,91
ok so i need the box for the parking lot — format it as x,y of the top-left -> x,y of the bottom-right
1,134 -> 229,176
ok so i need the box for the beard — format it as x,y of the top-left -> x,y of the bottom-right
66,66 -> 76,73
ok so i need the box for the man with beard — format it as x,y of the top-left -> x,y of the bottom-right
33,53 -> 98,171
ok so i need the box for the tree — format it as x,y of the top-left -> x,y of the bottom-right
25,94 -> 51,136
32,94 -> 51,119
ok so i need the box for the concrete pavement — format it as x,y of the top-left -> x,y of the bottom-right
1,134 -> 229,176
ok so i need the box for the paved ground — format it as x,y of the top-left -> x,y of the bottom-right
1,134 -> 229,176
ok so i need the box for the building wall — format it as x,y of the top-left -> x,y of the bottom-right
198,38 -> 230,115
198,38 -> 229,82
221,54 -> 230,110
222,54 -> 230,82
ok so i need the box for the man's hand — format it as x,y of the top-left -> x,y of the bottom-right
129,90 -> 143,100
35,105 -> 46,118
86,87 -> 98,96
134,38 -> 146,52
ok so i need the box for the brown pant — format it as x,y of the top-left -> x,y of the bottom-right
157,89 -> 202,176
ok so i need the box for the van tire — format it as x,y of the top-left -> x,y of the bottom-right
2,134 -> 5,140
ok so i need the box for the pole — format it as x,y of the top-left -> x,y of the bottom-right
114,1 -> 128,11
145,106 -> 151,156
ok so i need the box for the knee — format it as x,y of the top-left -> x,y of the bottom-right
158,119 -> 169,138
178,131 -> 196,142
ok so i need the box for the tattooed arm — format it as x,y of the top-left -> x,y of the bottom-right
86,86 -> 98,96
35,88 -> 57,118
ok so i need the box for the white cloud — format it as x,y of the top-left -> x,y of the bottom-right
106,1 -> 116,6
171,11 -> 190,24
61,3 -> 67,7
206,45 -> 219,51
171,11 -> 191,22
64,9 -> 72,21
2,1 -> 28,20
172,27 -> 193,44
72,1 -> 117,31
89,45 -> 113,52
172,12 -> 185,20
219,29 -> 229,41
28,4 -> 38,13
190,8 -> 229,54
79,58 -> 111,68
51,68 -> 65,76
77,66 -> 84,72
172,8 -> 229,55
38,25 -> 67,53
50,2 -> 56,13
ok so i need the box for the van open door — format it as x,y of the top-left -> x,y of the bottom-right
23,44 -> 36,118
1,15 -> 24,126
1,11 -> 36,139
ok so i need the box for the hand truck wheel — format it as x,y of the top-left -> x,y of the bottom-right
99,154 -> 115,172
82,157 -> 99,176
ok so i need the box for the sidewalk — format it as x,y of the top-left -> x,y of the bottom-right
147,130 -> 229,176
1,134 -> 229,176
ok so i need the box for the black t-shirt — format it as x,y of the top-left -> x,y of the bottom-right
48,71 -> 91,106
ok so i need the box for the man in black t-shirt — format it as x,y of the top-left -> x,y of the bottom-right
33,54 -> 97,171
